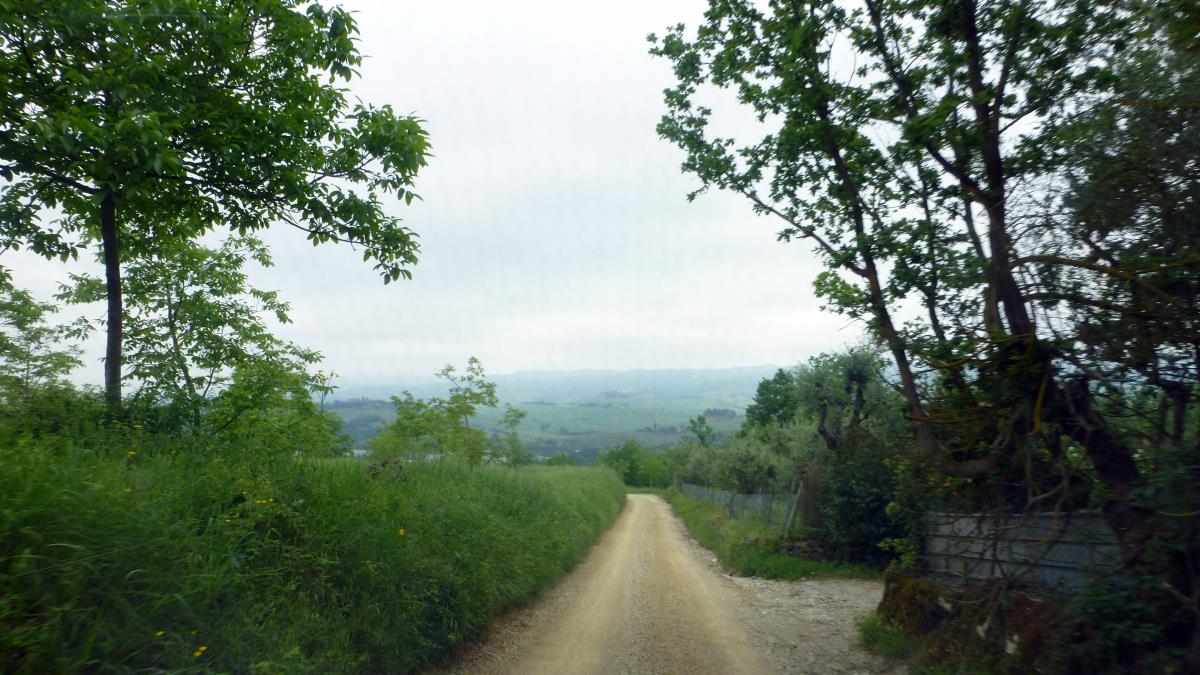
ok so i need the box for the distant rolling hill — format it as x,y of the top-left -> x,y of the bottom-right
326,365 -> 779,462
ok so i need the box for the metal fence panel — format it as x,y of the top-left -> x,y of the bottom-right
925,511 -> 1120,588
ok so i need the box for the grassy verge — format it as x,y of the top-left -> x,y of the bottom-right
662,487 -> 880,580
856,610 -> 996,674
857,610 -> 919,658
0,444 -> 624,673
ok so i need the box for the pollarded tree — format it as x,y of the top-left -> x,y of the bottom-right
793,350 -> 893,453
0,1 -> 430,410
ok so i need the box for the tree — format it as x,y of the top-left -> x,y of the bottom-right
367,358 -> 520,465
0,1 -> 430,410
597,441 -> 670,488
1030,36 -> 1199,453
437,357 -> 498,433
687,414 -> 714,446
743,368 -> 799,428
650,0 -> 1157,556
0,280 -> 82,405
204,354 -> 349,458
542,451 -> 577,467
490,404 -> 532,466
793,350 -> 890,452
59,235 -> 318,428
653,0 -> 1198,654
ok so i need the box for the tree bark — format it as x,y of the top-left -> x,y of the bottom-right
100,191 -> 122,413
1058,378 -> 1154,563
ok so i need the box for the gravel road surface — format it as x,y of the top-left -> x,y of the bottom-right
436,493 -> 899,675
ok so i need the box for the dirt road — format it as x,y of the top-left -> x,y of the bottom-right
438,494 -> 897,675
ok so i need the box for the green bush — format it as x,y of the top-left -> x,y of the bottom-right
1052,572 -> 1193,674
815,435 -> 902,565
856,611 -> 918,659
597,440 -> 670,488
0,442 -> 624,673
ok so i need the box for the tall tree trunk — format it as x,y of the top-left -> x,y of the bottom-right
1058,378 -> 1155,563
100,191 -> 122,412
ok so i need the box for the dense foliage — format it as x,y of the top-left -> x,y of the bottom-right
0,271 -> 626,672
597,440 -> 671,488
666,348 -> 907,566
0,0 -> 429,407
653,0 -> 1198,667
367,358 -> 533,466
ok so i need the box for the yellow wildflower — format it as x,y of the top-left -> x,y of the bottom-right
398,528 -> 406,536
131,423 -> 142,430
154,630 -> 165,638
126,450 -> 138,458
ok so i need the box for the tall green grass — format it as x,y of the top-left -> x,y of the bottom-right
856,611 -> 919,659
0,442 -> 624,672
857,611 -> 996,674
663,488 -> 880,580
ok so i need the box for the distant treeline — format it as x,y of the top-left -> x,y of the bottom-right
325,397 -> 389,410
636,424 -> 681,434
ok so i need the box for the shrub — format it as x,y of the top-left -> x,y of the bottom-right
597,441 -> 670,488
857,611 -> 918,659
814,435 -> 902,565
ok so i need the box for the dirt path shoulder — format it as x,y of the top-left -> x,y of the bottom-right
434,494 -> 899,675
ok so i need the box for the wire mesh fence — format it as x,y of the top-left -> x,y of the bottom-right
680,483 -> 794,532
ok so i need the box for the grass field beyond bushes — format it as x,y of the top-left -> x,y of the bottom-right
0,444 -> 624,673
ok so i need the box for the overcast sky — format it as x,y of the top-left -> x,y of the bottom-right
5,0 -> 865,385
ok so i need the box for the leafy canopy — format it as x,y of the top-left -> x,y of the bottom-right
368,358 -> 530,465
0,0 -> 429,278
